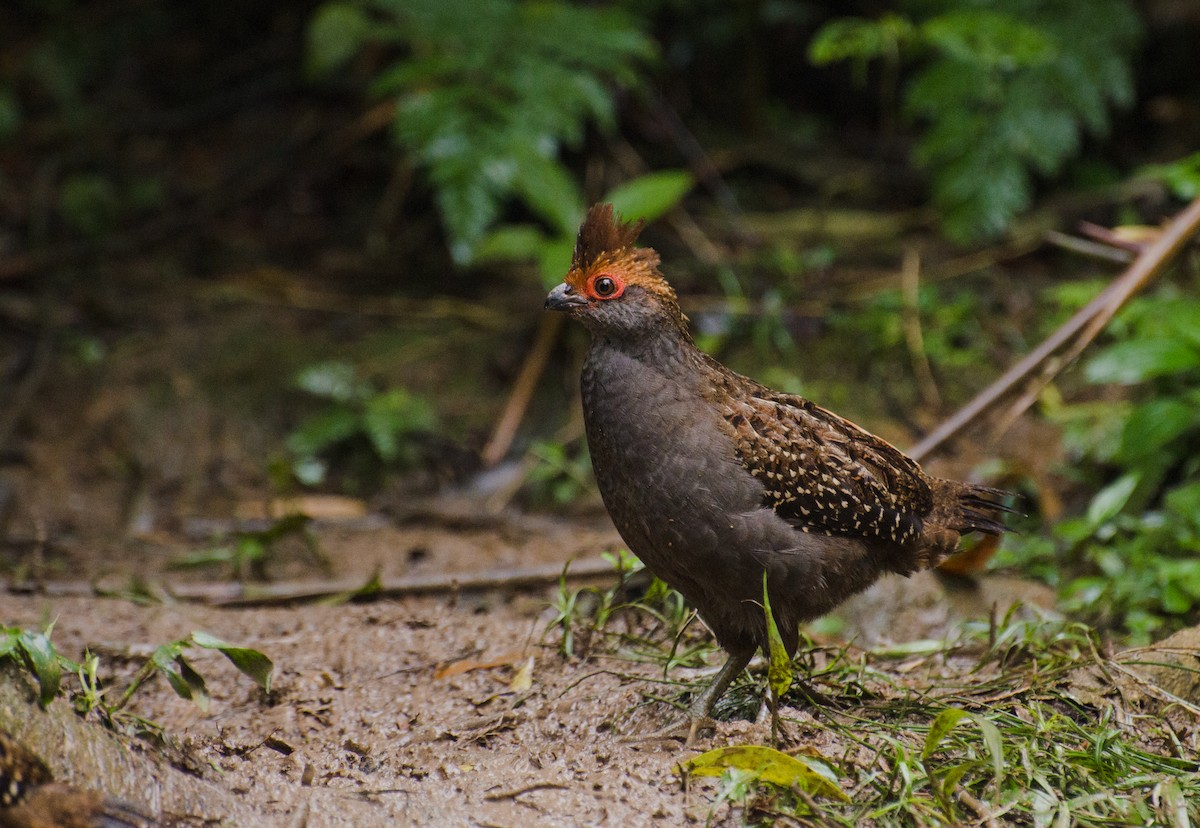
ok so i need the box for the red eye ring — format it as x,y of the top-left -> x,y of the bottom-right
587,272 -> 624,300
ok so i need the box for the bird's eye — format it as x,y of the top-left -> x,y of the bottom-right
588,273 -> 624,299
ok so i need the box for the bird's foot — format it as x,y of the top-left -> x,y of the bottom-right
621,649 -> 755,747
620,713 -> 718,747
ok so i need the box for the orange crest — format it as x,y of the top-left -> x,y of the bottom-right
564,204 -> 671,303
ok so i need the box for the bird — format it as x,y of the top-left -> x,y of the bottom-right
0,729 -> 159,828
544,204 -> 1012,739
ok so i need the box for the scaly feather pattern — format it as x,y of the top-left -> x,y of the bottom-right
712,380 -> 932,545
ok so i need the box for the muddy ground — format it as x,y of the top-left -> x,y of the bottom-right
0,266 -> 1099,827
1,500 -> 1059,827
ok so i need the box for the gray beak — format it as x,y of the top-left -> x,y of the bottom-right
545,282 -> 588,311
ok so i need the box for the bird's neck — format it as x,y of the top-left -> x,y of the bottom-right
590,320 -> 704,375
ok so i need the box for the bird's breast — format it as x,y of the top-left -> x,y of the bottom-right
580,346 -> 766,562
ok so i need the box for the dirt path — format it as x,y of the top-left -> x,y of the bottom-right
0,510 -> 1063,827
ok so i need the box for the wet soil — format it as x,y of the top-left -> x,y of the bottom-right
0,260 -> 1059,826
0,504 -> 1058,826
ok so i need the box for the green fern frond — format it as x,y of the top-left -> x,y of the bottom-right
309,0 -> 656,263
811,0 -> 1141,242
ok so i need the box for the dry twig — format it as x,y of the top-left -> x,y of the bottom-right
9,556 -> 620,607
899,247 -> 942,409
482,313 -> 566,467
909,197 -> 1200,462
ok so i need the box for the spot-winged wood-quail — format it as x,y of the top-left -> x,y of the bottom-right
544,204 -> 1012,738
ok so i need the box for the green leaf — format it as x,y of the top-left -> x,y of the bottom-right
161,661 -> 195,700
679,745 -> 848,801
0,630 -> 17,660
1140,152 -> 1200,200
149,640 -> 195,701
922,707 -> 971,759
920,708 -> 1004,781
150,640 -> 187,670
191,631 -> 275,694
475,225 -> 551,264
1161,580 -> 1192,615
921,10 -> 1055,69
286,409 -> 361,457
175,655 -> 211,712
378,0 -> 654,262
808,15 -> 914,65
324,568 -> 385,605
938,762 -> 974,796
975,716 -> 1005,781
1116,399 -> 1199,463
295,361 -> 362,402
514,153 -> 584,236
1086,473 -> 1140,526
537,237 -> 575,288
307,2 -> 372,77
18,630 -> 62,707
762,572 -> 793,701
604,170 -> 694,225
1165,481 -> 1200,527
891,0 -> 1140,240
1085,339 -> 1200,385
1156,299 -> 1200,350
363,388 -> 435,462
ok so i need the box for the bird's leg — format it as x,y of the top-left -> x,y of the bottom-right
622,646 -> 754,745
683,646 -> 754,745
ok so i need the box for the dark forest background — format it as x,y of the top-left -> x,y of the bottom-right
3,0 -> 1200,641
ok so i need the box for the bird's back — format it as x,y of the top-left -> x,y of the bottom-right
586,339 -> 897,653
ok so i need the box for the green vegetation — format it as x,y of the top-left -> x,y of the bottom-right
557,587 -> 1200,826
286,360 -> 436,488
550,550 -> 692,663
998,286 -> 1200,641
475,168 -> 694,285
3,0 -> 1199,820
173,513 -> 321,581
524,439 -> 594,508
1,624 -> 273,732
307,0 -> 656,265
810,0 -> 1140,241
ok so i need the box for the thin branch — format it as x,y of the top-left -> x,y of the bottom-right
909,197 -> 1200,462
483,781 -> 570,801
899,247 -> 942,409
8,556 -> 621,607
1044,230 -> 1135,264
481,313 -> 565,467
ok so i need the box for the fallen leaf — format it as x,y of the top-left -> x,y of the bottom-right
235,495 -> 367,520
435,649 -> 528,680
509,656 -> 534,693
678,745 -> 848,801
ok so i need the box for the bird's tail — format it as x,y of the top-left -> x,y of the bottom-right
954,484 -> 1018,536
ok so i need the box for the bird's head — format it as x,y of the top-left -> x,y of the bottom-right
545,204 -> 688,339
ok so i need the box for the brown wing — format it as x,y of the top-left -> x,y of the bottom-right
718,387 -> 933,545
